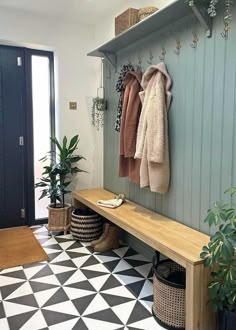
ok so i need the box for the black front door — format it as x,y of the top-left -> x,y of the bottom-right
0,46 -> 27,228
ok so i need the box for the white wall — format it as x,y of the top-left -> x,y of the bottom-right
0,7 -> 103,191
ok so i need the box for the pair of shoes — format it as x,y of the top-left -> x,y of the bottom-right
91,222 -> 120,252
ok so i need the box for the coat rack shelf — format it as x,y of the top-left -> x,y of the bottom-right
87,0 -> 212,70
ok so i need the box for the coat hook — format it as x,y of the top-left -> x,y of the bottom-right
174,37 -> 181,55
159,48 -> 166,61
190,31 -> 198,48
221,25 -> 229,39
147,50 -> 153,65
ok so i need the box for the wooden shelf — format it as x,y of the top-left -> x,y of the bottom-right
87,0 -> 212,69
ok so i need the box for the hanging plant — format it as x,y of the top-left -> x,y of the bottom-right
91,59 -> 107,131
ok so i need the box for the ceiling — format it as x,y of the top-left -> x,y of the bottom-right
0,0 -> 133,24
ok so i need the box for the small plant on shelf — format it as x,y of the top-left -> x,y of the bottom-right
200,188 -> 236,330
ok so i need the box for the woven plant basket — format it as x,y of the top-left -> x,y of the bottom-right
71,208 -> 103,242
152,252 -> 186,330
47,204 -> 71,234
115,8 -> 139,36
138,6 -> 158,21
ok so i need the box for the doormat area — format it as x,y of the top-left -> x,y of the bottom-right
0,226 -> 48,270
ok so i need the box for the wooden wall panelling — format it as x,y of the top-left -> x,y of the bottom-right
103,7 -> 236,236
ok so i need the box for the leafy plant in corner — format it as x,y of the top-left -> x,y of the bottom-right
35,135 -> 86,208
200,188 -> 236,313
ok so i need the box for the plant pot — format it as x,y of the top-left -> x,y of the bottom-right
47,204 -> 71,235
219,309 -> 236,330
71,208 -> 103,242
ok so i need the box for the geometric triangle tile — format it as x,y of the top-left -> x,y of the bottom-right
100,275 -> 124,291
7,294 -> 38,308
80,256 -> 100,268
48,317 -> 80,330
81,263 -> 110,274
0,318 -> 9,330
69,317 -> 88,330
116,269 -> 144,278
7,310 -> 37,330
102,260 -> 121,273
134,263 -> 152,279
59,241 -> 76,251
42,309 -> 77,327
29,281 -> 58,294
138,280 -> 153,299
123,259 -> 150,268
49,264 -> 76,275
54,237 -> 74,244
42,287 -> 69,307
71,294 -> 96,316
112,260 -> 133,274
3,301 -> 37,318
56,270 -> 78,285
101,293 -> 133,308
34,288 -> 59,308
50,252 -> 71,264
63,270 -> 87,286
31,265 -> 54,279
101,286 -> 135,300
82,293 -> 110,316
83,316 -> 122,330
0,275 -> 25,288
94,254 -> 120,264
43,247 -> 62,255
125,280 -> 146,298
113,247 -> 129,258
0,270 -> 26,280
114,274 -> 145,286
65,280 -> 96,292
139,299 -> 153,313
42,300 -> 79,317
66,247 -> 91,255
125,254 -> 149,262
0,266 -> 23,275
128,316 -> 164,329
80,269 -> 110,280
69,256 -> 90,269
123,248 -> 138,258
87,274 -> 110,292
52,260 -> 77,269
47,252 -> 62,263
111,300 -> 136,325
30,274 -> 61,286
65,241 -> 83,250
63,287 -> 96,301
84,308 -> 123,325
20,310 -> 48,330
0,301 -> 6,318
23,264 -> 46,280
66,251 -> 89,259
42,237 -> 59,247
0,282 -> 27,300
126,301 -> 152,325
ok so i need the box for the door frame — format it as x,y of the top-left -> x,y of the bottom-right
24,49 -> 55,226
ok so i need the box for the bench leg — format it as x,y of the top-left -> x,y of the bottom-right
185,263 -> 216,330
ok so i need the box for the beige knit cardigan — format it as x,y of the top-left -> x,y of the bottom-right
134,62 -> 172,193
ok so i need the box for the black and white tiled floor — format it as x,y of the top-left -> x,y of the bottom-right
0,225 -> 164,330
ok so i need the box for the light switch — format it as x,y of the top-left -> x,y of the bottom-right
69,102 -> 77,110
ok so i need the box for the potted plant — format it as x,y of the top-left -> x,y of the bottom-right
200,188 -> 236,330
35,135 -> 86,235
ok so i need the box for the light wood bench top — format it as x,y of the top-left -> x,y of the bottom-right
72,188 -> 210,267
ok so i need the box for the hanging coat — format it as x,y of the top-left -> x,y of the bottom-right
135,62 -> 172,193
119,71 -> 142,184
115,64 -> 134,132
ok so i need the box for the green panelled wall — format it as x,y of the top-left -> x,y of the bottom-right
103,7 -> 236,243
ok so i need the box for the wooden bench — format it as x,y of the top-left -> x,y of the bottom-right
72,188 -> 216,330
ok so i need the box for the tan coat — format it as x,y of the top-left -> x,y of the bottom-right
119,71 -> 142,184
135,62 -> 172,193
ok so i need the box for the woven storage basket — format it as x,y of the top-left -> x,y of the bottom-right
152,252 -> 186,330
115,8 -> 139,36
71,208 -> 103,242
138,6 -> 158,21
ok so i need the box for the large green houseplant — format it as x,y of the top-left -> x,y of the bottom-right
200,188 -> 236,330
35,135 -> 86,234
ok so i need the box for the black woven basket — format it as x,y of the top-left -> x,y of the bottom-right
152,252 -> 186,330
71,208 -> 103,242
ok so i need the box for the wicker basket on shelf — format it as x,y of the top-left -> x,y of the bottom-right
115,8 -> 139,36
138,6 -> 158,21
